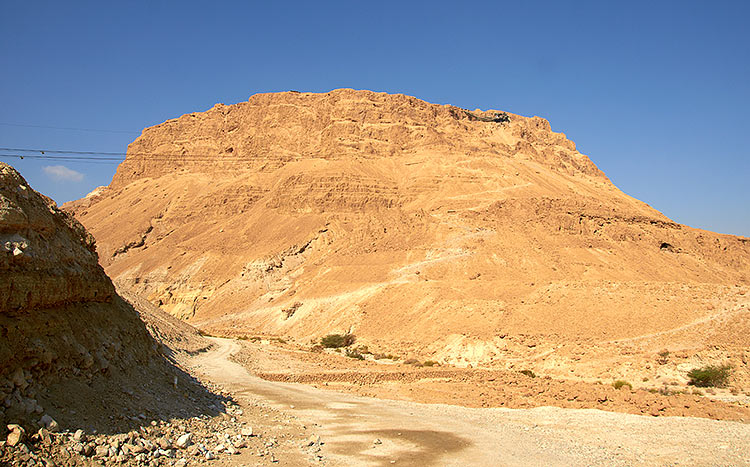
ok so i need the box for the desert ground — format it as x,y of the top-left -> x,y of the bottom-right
188,337 -> 750,466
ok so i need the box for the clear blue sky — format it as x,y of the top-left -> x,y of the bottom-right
1,1 -> 748,235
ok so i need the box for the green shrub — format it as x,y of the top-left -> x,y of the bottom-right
403,358 -> 422,367
687,364 -> 731,387
345,348 -> 365,360
612,380 -> 632,390
519,370 -> 536,378
423,360 -> 439,367
320,333 -> 356,348
373,353 -> 397,360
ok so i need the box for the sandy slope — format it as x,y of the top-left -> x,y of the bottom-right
189,337 -> 750,466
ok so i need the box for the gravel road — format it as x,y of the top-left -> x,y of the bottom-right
192,338 -> 750,466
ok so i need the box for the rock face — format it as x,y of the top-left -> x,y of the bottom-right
0,162 -> 215,433
1,165 -> 113,311
66,89 -> 750,381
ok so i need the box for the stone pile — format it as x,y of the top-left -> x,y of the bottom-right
0,400 -> 268,466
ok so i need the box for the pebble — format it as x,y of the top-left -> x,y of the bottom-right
6,424 -> 25,446
175,432 -> 193,449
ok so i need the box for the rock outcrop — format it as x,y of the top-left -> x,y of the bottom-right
66,89 -> 750,384
0,162 -> 216,435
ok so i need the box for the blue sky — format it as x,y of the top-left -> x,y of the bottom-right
1,1 -> 748,235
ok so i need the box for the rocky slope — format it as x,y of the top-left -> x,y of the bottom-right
66,89 -> 750,386
0,162 -> 221,437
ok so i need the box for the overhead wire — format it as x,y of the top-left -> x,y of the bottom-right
0,146 -> 278,165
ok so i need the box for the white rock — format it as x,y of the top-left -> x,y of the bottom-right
205,451 -> 215,460
95,445 -> 109,457
240,427 -> 253,437
73,429 -> 85,442
175,433 -> 193,449
6,424 -> 24,446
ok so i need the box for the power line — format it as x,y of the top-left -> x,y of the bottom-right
0,146 -> 286,165
0,146 -> 280,162
0,122 -> 139,134
2,146 -> 236,159
1,147 -> 128,156
0,154 -> 121,164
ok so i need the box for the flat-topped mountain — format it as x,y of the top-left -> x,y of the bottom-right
66,89 -> 750,386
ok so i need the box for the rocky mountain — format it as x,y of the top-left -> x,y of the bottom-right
0,162 -> 216,435
66,89 -> 750,384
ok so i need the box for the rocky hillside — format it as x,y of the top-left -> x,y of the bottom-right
66,89 -> 750,384
0,162 -> 218,436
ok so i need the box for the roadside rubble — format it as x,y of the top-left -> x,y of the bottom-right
1,398 -> 255,466
0,388 -> 325,466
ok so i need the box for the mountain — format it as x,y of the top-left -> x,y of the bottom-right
65,89 -> 750,385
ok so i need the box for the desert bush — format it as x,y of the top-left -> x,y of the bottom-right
355,345 -> 370,354
650,385 -> 687,396
423,360 -> 439,367
612,380 -> 632,390
373,353 -> 397,360
656,349 -> 670,365
310,344 -> 324,353
520,370 -> 536,378
404,358 -> 422,367
345,348 -> 365,360
687,364 -> 732,388
320,333 -> 356,348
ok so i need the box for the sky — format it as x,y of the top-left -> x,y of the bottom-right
1,1 -> 748,236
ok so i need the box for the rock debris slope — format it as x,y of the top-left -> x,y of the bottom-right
0,162 -> 218,435
66,89 -> 750,384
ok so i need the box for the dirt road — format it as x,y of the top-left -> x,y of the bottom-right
191,338 -> 749,466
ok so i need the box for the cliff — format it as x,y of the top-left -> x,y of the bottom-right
0,162 -> 214,434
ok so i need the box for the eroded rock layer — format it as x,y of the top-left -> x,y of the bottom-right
0,162 -> 214,433
66,89 -> 750,385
